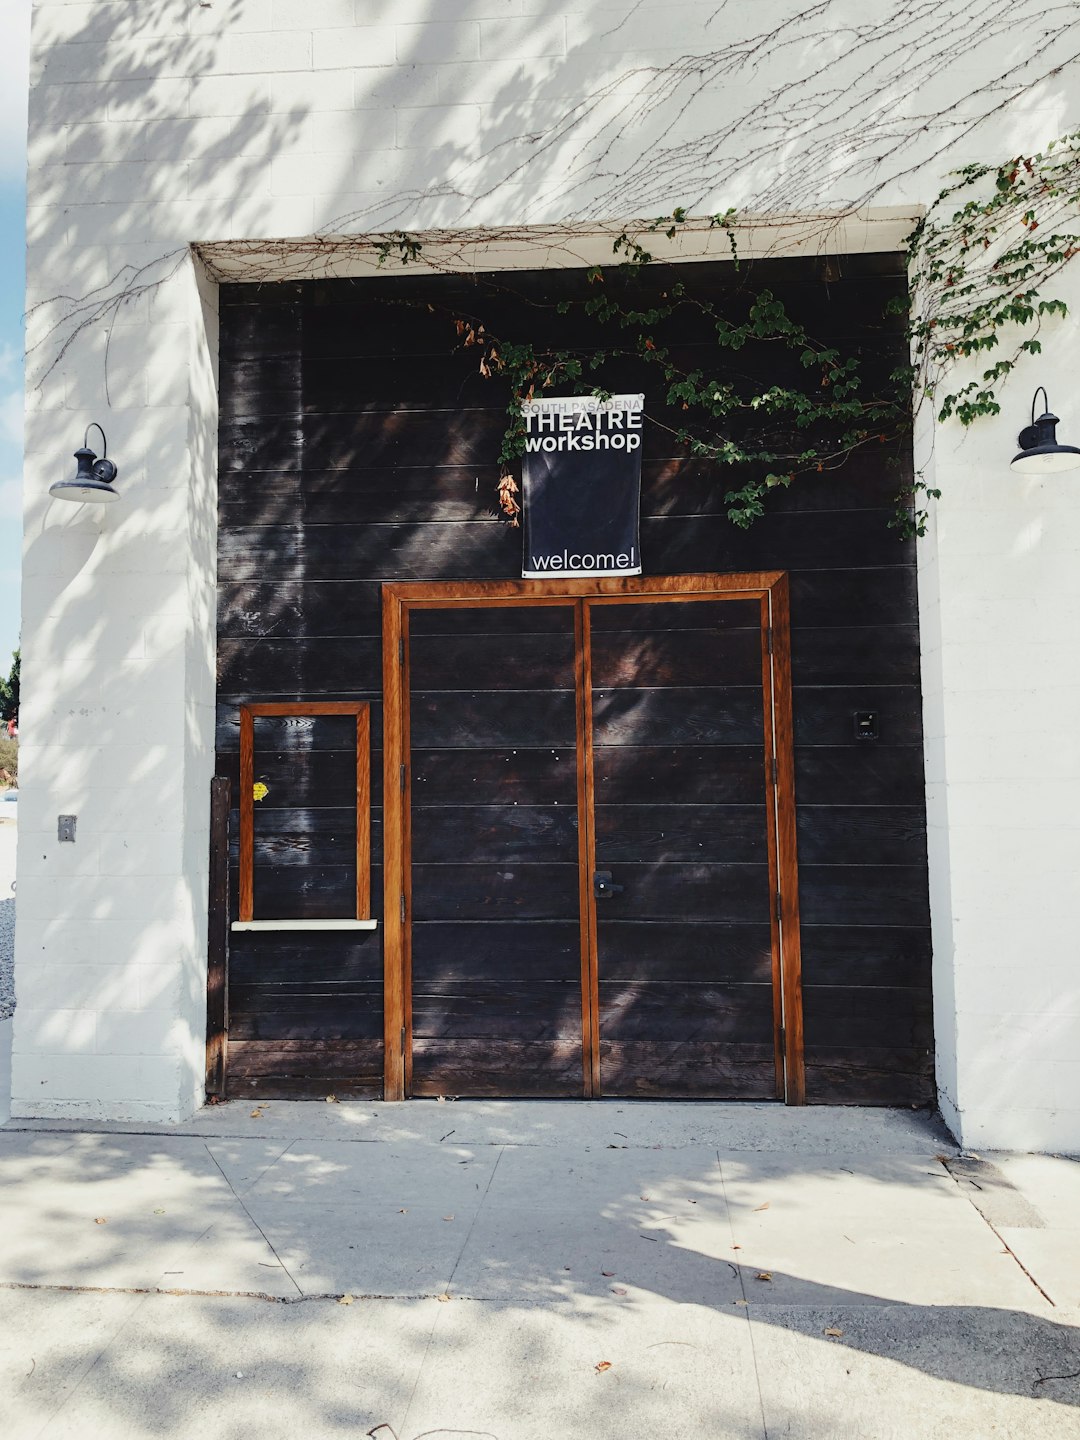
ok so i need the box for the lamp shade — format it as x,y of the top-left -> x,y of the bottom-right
1011,395 -> 1080,475
49,430 -> 120,504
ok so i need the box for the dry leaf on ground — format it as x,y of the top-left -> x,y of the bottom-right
595,1361 -> 612,1373
753,1202 -> 770,1212
437,1293 -> 452,1303
755,1272 -> 773,1282
824,1327 -> 844,1337
93,1217 -> 107,1225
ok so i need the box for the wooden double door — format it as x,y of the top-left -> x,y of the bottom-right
382,574 -> 804,1102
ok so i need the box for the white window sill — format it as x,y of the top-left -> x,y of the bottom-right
231,919 -> 379,932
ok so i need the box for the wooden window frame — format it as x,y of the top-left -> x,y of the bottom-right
237,701 -> 372,925
381,572 -> 804,1105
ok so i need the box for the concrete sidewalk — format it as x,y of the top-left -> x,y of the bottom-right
0,1103 -> 1078,1438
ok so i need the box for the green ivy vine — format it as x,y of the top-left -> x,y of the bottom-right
373,131 -> 1080,538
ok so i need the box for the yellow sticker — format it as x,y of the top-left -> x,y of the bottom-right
252,782 -> 268,802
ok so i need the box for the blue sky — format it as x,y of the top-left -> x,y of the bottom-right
0,0 -> 30,673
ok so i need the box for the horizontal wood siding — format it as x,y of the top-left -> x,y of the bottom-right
216,254 -> 933,1104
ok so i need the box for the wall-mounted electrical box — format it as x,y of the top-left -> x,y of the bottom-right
854,712 -> 879,741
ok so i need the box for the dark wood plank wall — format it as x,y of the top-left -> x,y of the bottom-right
216,254 -> 934,1104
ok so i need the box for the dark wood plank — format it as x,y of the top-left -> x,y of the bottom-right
788,568 -> 918,628
411,863 -> 581,921
410,692 -> 578,748
227,1038 -> 382,1077
301,408 -> 508,471
411,921 -> 583,983
594,745 -> 765,804
229,989 -> 384,1040
796,806 -> 927,866
792,688 -> 924,747
410,631 -> 576,690
219,300 -> 300,362
599,1040 -> 779,1099
411,806 -> 579,864
228,928 -> 383,986
790,625 -> 921,686
221,752 -> 374,809
598,982 -> 776,1041
219,466 -> 510,528
594,805 -> 768,863
596,922 -> 774,983
227,1075 -> 382,1099
798,925 -> 932,988
798,865 -> 931,927
640,511 -> 911,575
804,1046 -> 935,1104
220,356 -> 300,420
588,598 -> 761,632
591,628 -> 763,688
218,521 -> 523,583
589,862 -> 771,922
795,747 -> 928,805
219,416 -> 303,472
218,581 -> 384,640
410,603 -> 575,637
639,455 -> 904,519
802,984 -> 934,1050
218,707 -> 382,755
411,747 -> 578,804
219,639 -> 380,694
238,811 -> 368,869
592,688 -> 765,745
412,981 -> 583,1041
252,865 -> 381,920
411,1039 -> 583,1097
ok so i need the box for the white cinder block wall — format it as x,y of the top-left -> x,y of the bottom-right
15,0 -> 1080,1143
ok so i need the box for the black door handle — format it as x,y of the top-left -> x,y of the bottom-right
593,871 -> 624,899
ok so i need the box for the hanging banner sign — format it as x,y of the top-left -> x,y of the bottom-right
521,394 -> 644,579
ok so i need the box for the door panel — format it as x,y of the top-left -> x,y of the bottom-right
407,603 -> 584,1097
587,597 -> 780,1098
383,576 -> 801,1103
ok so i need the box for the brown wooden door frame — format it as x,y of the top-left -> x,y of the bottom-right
381,572 -> 804,1103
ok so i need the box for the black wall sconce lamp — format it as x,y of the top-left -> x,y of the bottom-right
1011,389 -> 1080,475
49,423 -> 120,504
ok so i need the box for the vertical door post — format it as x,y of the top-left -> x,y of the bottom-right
382,591 -> 408,1100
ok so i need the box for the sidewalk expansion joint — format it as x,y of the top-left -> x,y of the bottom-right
0,1281 -> 485,1306
937,1157 -> 1055,1307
